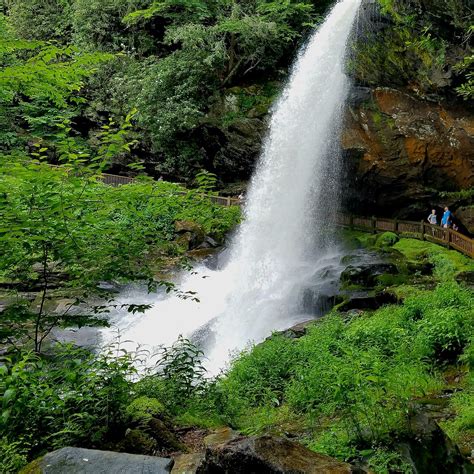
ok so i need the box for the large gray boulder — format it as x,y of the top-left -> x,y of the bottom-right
21,447 -> 173,474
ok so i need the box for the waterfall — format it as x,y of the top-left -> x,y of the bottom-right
101,0 -> 362,375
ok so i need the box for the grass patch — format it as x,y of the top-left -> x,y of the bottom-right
393,239 -> 474,274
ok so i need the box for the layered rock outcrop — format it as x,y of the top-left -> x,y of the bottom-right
342,87 -> 474,219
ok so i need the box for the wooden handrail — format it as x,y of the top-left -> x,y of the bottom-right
336,212 -> 473,259
43,166 -> 472,258
46,164 -> 242,206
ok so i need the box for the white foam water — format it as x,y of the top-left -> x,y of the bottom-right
101,0 -> 362,375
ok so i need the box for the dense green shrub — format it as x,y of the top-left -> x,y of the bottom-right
134,336 -> 208,414
2,0 -> 330,178
72,0 -> 151,52
0,344 -> 136,462
5,0 -> 73,42
354,0 -> 472,97
440,368 -> 474,454
125,396 -> 165,424
214,335 -> 299,422
176,281 -> 472,460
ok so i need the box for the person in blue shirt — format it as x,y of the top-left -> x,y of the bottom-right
441,207 -> 452,228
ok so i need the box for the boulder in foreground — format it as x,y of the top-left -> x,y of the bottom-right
197,435 -> 355,474
20,447 -> 173,474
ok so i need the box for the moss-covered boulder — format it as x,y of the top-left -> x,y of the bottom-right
396,411 -> 472,474
126,396 -> 165,424
124,396 -> 185,453
341,262 -> 399,289
174,221 -> 205,250
118,429 -> 157,455
376,232 -> 400,248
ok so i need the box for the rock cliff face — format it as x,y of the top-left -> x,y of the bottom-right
341,87 -> 474,219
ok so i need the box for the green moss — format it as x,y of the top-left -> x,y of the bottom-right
173,412 -> 224,429
340,229 -> 377,249
375,232 -> 400,249
18,457 -> 43,474
125,396 -> 165,424
219,82 -> 280,126
375,273 -> 409,288
236,405 -> 307,437
352,2 -> 454,95
393,238 -> 474,274
372,110 -> 383,125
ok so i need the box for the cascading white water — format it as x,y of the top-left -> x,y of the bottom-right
101,0 -> 361,375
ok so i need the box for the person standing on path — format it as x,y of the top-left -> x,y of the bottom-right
427,209 -> 438,226
441,207 -> 452,228
427,209 -> 438,236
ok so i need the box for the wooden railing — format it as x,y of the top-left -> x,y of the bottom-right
48,165 -> 242,205
336,213 -> 474,259
46,166 -> 473,258
100,172 -> 135,186
99,173 -> 241,206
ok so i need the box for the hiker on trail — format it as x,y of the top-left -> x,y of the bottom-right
441,207 -> 452,228
427,209 -> 437,225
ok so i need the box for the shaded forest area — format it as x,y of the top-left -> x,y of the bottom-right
1,0 -> 471,184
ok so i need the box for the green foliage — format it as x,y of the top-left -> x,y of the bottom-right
0,344 -> 136,462
5,0 -> 73,42
0,437 -> 28,474
194,170 -> 218,193
123,0 -> 215,26
364,447 -> 412,474
393,238 -> 474,276
441,336 -> 474,450
215,335 -> 299,424
355,1 -> 471,96
0,19 -> 112,152
353,24 -> 448,93
135,336 -> 207,414
439,187 -> 474,202
79,0 -> 322,177
455,52 -> 474,100
0,155 -> 240,350
126,52 -> 217,160
216,83 -> 279,127
72,0 -> 151,52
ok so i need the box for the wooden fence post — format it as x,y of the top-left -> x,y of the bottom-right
372,216 -> 377,234
420,220 -> 425,241
447,229 -> 451,249
226,196 -> 231,206
394,218 -> 398,233
349,215 -> 353,229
